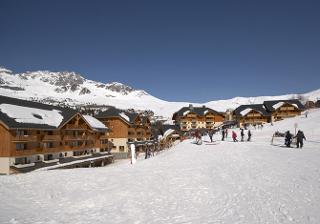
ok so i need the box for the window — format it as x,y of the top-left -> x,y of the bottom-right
16,130 -> 27,136
32,113 -> 43,120
101,139 -> 108,144
43,142 -> 54,148
119,146 -> 125,152
16,143 -> 26,150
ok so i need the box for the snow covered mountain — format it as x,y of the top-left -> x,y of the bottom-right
0,66 -> 319,118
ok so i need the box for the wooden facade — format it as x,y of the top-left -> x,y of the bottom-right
0,96 -> 110,174
96,109 -> 153,153
234,104 -> 271,127
238,110 -> 269,126
0,114 -> 107,158
173,105 -> 224,132
271,103 -> 302,121
304,101 -> 316,109
235,100 -> 304,126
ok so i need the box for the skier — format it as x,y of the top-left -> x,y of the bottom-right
240,129 -> 245,142
247,130 -> 252,141
145,146 -> 148,159
232,131 -> 238,142
284,131 -> 293,147
295,130 -> 306,148
221,129 -> 225,141
225,128 -> 228,138
208,130 -> 214,142
194,129 -> 202,145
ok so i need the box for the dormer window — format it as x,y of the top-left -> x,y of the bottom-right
32,113 -> 43,120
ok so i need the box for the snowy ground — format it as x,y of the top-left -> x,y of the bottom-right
1,109 -> 320,224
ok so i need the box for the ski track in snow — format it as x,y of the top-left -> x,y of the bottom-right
1,110 -> 320,224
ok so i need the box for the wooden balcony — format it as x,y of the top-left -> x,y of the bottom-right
42,135 -> 61,141
11,135 -> 38,142
63,135 -> 92,141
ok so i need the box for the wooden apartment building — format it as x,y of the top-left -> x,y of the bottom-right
263,100 -> 305,122
172,104 -> 224,132
0,96 -> 111,175
234,99 -> 305,126
96,107 -> 154,154
234,104 -> 271,127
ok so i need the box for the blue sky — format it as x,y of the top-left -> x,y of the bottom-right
0,0 -> 319,102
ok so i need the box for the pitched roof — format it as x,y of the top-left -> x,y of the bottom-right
82,115 -> 108,132
95,107 -> 139,124
263,99 -> 305,112
0,95 -> 77,130
173,105 -> 224,118
162,124 -> 181,133
234,104 -> 271,117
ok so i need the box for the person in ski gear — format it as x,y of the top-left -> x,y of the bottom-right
285,131 -> 293,147
295,130 -> 306,148
194,129 -> 202,144
221,129 -> 225,141
247,130 -> 252,141
232,131 -> 238,142
240,129 -> 245,142
225,129 -> 228,138
208,130 -> 214,142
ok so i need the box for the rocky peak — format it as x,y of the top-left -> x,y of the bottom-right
0,67 -> 13,74
105,82 -> 135,95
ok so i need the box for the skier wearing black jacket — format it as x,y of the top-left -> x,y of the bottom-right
295,130 -> 306,148
285,131 -> 293,147
240,129 -> 245,142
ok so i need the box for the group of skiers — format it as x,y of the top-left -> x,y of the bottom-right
221,128 -> 252,142
194,127 -> 307,148
285,130 -> 306,148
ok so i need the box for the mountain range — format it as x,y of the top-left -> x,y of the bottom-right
1,66 -> 319,119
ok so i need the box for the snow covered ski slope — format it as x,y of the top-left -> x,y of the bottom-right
0,109 -> 320,224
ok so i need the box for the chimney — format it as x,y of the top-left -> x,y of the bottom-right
189,104 -> 194,110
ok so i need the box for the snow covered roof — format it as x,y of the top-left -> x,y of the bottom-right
82,115 -> 107,131
0,95 -> 77,129
264,100 -> 305,112
183,110 -> 190,116
163,129 -> 175,138
119,112 -> 130,122
240,108 -> 253,116
234,104 -> 271,117
0,104 -> 63,127
272,102 -> 285,110
173,106 -> 223,119
95,107 -> 139,124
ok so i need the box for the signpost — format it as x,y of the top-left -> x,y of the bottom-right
294,123 -> 298,135
130,144 -> 136,164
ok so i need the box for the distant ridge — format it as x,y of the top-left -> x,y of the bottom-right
1,66 -> 319,118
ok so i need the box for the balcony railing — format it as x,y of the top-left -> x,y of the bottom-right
63,135 -> 93,141
42,135 -> 61,141
11,135 -> 38,142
